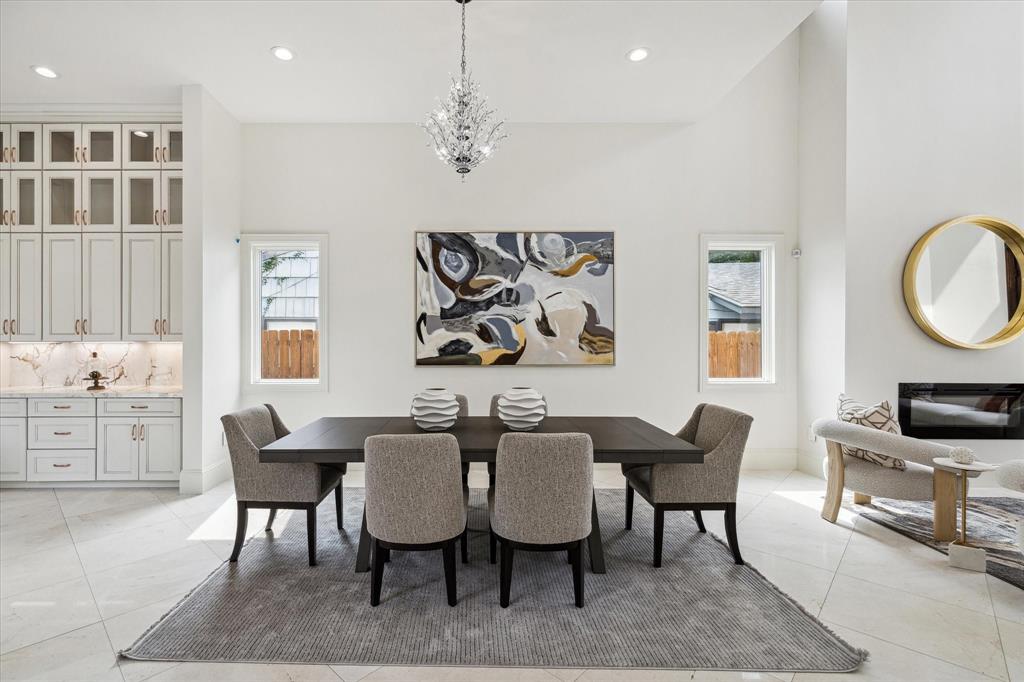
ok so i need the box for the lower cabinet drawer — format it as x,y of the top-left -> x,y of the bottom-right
28,418 -> 97,449
27,450 -> 97,481
0,399 -> 28,418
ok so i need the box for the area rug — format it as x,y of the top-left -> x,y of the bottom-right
121,489 -> 866,672
851,496 -> 1024,589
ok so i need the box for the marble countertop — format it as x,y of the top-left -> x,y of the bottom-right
0,385 -> 183,398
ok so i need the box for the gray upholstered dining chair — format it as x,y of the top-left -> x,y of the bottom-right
221,404 -> 345,567
489,433 -> 593,608
623,403 -> 752,567
365,433 -> 467,606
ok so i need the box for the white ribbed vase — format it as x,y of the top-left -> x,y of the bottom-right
411,388 -> 459,431
497,387 -> 547,431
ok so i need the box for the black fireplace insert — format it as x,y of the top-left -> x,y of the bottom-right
898,383 -> 1024,440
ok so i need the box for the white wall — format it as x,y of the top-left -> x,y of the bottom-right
182,84 -> 242,493
797,1 -> 847,476
845,0 -> 1024,466
237,34 -> 801,467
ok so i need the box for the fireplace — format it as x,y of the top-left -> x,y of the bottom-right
898,383 -> 1024,440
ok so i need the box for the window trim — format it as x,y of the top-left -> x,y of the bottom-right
699,233 -> 782,390
241,234 -> 329,393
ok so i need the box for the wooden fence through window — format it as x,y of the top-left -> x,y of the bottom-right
708,330 -> 761,378
262,329 -> 319,379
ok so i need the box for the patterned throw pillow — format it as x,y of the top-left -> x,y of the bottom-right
837,394 -> 906,470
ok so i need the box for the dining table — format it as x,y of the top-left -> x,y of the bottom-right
260,416 -> 704,574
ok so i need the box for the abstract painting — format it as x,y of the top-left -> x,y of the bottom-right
416,231 -> 615,365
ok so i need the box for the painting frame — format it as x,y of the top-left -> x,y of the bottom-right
414,230 -> 617,367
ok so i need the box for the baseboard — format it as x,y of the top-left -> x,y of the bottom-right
0,481 -> 179,489
179,458 -> 232,495
741,448 -> 797,470
798,450 -> 826,479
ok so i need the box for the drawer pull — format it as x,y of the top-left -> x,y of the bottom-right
52,405 -> 72,410
52,463 -> 72,468
53,431 -> 72,436
130,405 -> 149,409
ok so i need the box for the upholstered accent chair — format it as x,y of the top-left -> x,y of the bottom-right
623,403 -> 752,567
812,418 -> 976,541
364,433 -> 468,606
489,433 -> 593,608
221,405 -> 345,566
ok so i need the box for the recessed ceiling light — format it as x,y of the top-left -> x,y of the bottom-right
31,65 -> 59,79
270,46 -> 295,62
133,130 -> 149,138
626,47 -> 650,63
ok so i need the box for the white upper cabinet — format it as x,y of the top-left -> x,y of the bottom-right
160,124 -> 183,170
122,233 -> 161,340
9,172 -> 43,232
43,124 -> 83,170
8,233 -> 42,341
122,170 -> 160,232
0,173 -> 7,232
42,233 -> 83,341
122,124 -> 161,169
161,233 -> 183,340
43,171 -> 82,232
5,124 -> 42,170
82,171 -> 120,231
81,124 -> 121,169
161,171 -> 183,231
82,233 -> 121,341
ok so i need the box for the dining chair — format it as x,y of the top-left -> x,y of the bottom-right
455,394 -> 471,487
489,433 -> 593,608
221,404 -> 345,566
364,433 -> 468,606
623,403 -> 752,567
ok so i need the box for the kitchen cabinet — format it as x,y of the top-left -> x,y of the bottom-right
42,233 -> 121,341
0,232 -> 42,341
2,124 -> 42,170
0,417 -> 27,482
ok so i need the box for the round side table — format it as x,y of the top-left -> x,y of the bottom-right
932,457 -> 999,572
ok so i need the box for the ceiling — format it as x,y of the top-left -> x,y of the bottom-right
0,1 -> 818,123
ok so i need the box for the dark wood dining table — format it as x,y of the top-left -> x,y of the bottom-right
260,416 -> 703,574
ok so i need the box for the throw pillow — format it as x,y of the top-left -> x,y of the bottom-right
837,394 -> 906,470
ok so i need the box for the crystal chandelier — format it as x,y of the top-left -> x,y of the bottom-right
422,0 -> 507,177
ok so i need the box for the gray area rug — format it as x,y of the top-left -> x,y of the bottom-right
851,496 -> 1024,590
122,489 -> 866,672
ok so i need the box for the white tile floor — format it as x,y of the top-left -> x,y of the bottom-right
1,467 -> 1021,682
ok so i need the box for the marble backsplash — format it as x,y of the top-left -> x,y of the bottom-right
0,342 -> 183,388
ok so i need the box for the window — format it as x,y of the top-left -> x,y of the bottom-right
699,234 -> 780,387
241,235 -> 328,389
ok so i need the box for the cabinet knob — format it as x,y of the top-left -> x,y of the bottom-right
82,209 -> 88,225
74,146 -> 80,163
9,210 -> 15,226
83,146 -> 89,163
162,209 -> 168,226
163,146 -> 169,163
162,319 -> 168,335
53,431 -> 72,436
140,425 -> 146,441
130,405 -> 149,409
154,319 -> 160,335
83,319 -> 88,335
10,319 -> 15,335
75,319 -> 81,335
52,463 -> 71,468
2,319 -> 7,335
74,209 -> 81,225
154,146 -> 160,164
1,147 -> 7,162
132,424 -> 137,441
2,210 -> 8,225
11,147 -> 16,163
153,209 -> 159,226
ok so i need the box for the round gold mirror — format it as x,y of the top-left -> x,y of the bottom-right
903,215 -> 1024,349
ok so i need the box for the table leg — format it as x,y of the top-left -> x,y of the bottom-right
588,492 -> 607,574
932,469 -> 957,542
355,505 -> 371,573
960,472 -> 969,546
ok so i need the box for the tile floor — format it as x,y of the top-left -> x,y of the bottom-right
1,467 -> 1021,682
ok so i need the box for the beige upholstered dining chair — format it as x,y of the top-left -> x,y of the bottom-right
489,433 -> 593,608
623,403 -> 752,567
221,404 -> 345,566
811,418 -> 975,541
364,433 -> 468,606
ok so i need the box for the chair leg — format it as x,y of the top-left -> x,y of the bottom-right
442,539 -> 458,606
382,547 -> 391,563
489,525 -> 497,565
370,539 -> 384,606
653,506 -> 664,568
229,501 -> 247,562
571,539 -> 585,608
724,503 -> 744,565
264,508 -> 277,532
460,528 -> 468,564
693,509 -> 707,533
334,484 -> 343,529
306,506 -> 317,566
499,541 -> 514,608
625,482 -> 634,530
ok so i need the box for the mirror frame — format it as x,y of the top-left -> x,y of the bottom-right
903,215 -> 1024,350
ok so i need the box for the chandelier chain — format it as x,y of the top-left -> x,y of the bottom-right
460,1 -> 467,77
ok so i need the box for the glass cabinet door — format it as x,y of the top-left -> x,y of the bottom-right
0,125 -> 8,170
122,125 -> 160,169
161,172 -> 183,231
43,124 -> 83,170
1,173 -> 8,231
10,125 -> 42,170
10,171 -> 42,231
82,124 -> 120,169
43,171 -> 82,231
122,170 -> 160,231
160,124 -> 183,169
83,171 -> 120,231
